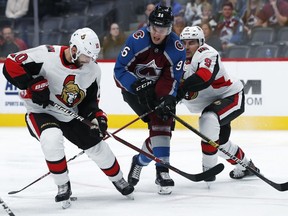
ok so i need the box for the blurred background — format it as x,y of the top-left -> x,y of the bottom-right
0,0 -> 288,60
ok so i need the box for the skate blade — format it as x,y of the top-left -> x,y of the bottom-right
157,185 -> 172,195
125,193 -> 135,200
206,181 -> 212,189
61,197 -> 77,209
61,199 -> 71,209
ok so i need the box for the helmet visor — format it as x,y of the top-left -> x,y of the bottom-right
149,24 -> 171,35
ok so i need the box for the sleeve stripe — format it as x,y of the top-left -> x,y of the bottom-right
5,58 -> 27,78
195,67 -> 212,82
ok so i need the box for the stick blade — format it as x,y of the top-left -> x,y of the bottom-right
273,182 -> 288,192
8,191 -> 19,195
182,163 -> 225,182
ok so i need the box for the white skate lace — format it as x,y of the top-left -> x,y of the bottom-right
57,183 -> 69,195
131,164 -> 142,179
232,168 -> 245,178
115,178 -> 129,189
160,172 -> 171,180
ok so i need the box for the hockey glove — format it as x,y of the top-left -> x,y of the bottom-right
176,80 -> 188,102
28,76 -> 50,108
132,78 -> 155,110
176,86 -> 187,102
89,110 -> 108,138
156,95 -> 177,121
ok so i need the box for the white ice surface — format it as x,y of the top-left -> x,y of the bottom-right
1,127 -> 288,216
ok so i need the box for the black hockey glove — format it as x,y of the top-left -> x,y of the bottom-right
89,110 -> 108,138
28,76 -> 50,108
176,86 -> 187,102
132,78 -> 155,110
156,95 -> 177,121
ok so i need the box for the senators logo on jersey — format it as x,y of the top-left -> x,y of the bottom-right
184,91 -> 198,100
56,75 -> 85,107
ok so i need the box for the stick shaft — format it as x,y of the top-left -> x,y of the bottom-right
171,112 -> 288,191
8,101 -> 154,195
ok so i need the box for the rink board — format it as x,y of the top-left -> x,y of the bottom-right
1,60 -> 288,130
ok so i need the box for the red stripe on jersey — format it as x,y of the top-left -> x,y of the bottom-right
59,46 -> 79,69
195,68 -> 212,82
201,141 -> 218,155
218,93 -> 239,116
5,58 -> 27,78
101,159 -> 120,177
226,147 -> 245,165
28,113 -> 41,137
212,76 -> 232,89
46,157 -> 67,174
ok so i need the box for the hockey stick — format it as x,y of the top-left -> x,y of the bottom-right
48,102 -> 224,182
106,131 -> 224,182
0,197 -> 16,216
8,101 -> 152,195
170,112 -> 288,192
8,151 -> 84,195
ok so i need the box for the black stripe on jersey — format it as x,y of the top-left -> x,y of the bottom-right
183,55 -> 220,92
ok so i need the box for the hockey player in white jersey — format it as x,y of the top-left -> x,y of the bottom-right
2,27 -> 134,208
178,26 -> 260,182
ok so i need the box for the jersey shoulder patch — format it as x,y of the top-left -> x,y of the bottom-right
197,46 -> 209,53
175,40 -> 184,51
132,29 -> 145,40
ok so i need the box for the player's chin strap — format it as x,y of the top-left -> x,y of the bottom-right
47,101 -> 224,182
169,111 -> 288,192
7,101 -> 154,195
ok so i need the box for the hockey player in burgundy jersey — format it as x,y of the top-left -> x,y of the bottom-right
2,27 -> 134,208
114,5 -> 186,195
178,26 -> 260,182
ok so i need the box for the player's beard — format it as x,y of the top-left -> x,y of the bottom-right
74,58 -> 84,68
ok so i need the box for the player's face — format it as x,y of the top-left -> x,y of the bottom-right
149,25 -> 169,44
75,54 -> 92,67
181,39 -> 199,59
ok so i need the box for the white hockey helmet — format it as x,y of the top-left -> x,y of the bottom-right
180,26 -> 205,46
69,27 -> 100,62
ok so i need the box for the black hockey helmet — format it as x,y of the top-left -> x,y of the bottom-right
148,5 -> 174,28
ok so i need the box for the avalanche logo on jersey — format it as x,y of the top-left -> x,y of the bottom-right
132,30 -> 145,39
56,75 -> 85,107
135,59 -> 162,81
175,40 -> 184,51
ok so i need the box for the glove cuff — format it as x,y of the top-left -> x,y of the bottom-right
95,110 -> 108,121
28,76 -> 49,91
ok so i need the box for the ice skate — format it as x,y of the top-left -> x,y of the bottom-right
203,166 -> 216,189
113,177 -> 134,200
55,181 -> 72,209
128,155 -> 143,186
155,167 -> 174,195
229,160 -> 260,179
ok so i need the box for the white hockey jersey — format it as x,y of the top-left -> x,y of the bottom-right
4,45 -> 102,122
181,43 -> 243,113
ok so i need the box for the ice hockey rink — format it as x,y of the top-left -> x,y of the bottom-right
1,127 -> 288,216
